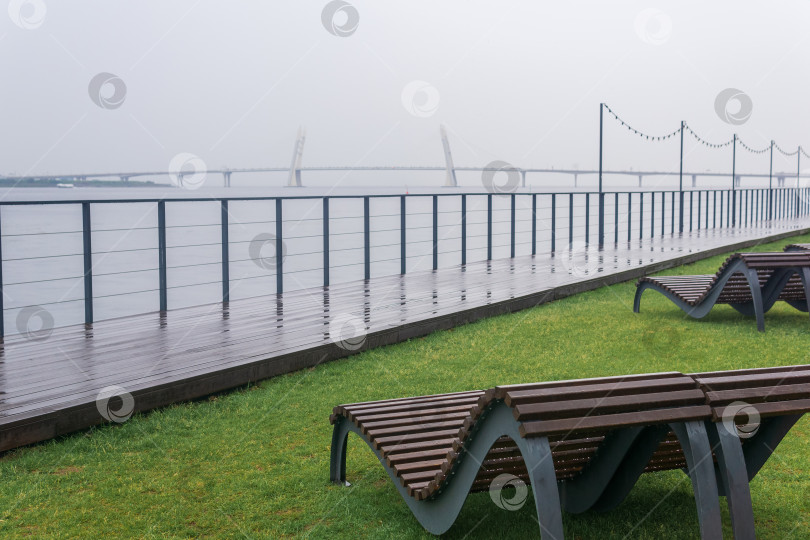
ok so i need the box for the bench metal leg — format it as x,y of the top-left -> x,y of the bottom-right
800,268 -> 810,319
523,436 -> 565,539
742,414 -> 803,481
706,421 -> 755,540
744,268 -> 766,332
560,426 -> 645,513
590,425 -> 670,512
329,403 -> 564,538
633,282 -> 650,313
671,421 -> 723,540
329,418 -> 350,485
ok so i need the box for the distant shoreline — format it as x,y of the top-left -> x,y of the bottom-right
0,179 -> 164,188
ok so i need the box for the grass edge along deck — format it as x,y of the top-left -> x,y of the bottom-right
1,225 -> 809,454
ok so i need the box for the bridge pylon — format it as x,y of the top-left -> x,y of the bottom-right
287,127 -> 306,187
439,125 -> 457,187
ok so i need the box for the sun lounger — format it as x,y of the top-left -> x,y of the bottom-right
634,252 -> 810,331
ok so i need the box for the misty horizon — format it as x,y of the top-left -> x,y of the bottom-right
2,1 -> 810,189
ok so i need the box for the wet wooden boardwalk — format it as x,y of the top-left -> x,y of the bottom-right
2,221 -> 809,452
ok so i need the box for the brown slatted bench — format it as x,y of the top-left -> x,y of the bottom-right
331,372 -> 725,539
634,251 -> 810,331
330,367 -> 810,539
785,243 -> 810,252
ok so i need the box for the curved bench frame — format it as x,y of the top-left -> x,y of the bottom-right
330,401 -> 751,539
331,402 -> 563,537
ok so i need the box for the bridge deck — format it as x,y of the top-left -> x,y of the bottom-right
1,221 -> 809,452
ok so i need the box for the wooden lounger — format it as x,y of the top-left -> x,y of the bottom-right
633,252 -> 810,331
329,367 -> 810,538
785,243 -> 810,252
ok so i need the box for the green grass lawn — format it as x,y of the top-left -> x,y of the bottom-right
2,234 -> 810,539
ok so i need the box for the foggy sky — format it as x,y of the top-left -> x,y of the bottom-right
1,0 -> 809,187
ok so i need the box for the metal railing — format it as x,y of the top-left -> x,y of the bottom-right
1,185 -> 808,338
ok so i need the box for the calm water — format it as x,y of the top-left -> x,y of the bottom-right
0,182 -> 781,335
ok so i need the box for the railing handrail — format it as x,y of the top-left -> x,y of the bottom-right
4,167 -> 810,182
0,186 -> 803,206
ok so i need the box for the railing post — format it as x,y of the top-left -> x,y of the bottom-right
614,192 -> 619,243
432,195 -> 438,270
220,200 -> 229,303
158,201 -> 167,311
275,198 -> 283,294
744,190 -> 749,227
776,188 -> 785,219
650,192 -> 655,238
551,193 -> 556,252
598,103 -> 605,247
364,196 -> 370,279
569,193 -> 574,247
797,147 -> 801,218
510,193 -> 516,257
731,134 -> 737,227
461,194 -> 467,265
719,191 -> 724,228
400,195 -> 406,274
689,191 -> 693,232
639,192 -> 643,240
679,121 -> 684,234
323,197 -> 329,287
660,191 -> 664,237
487,194 -> 493,260
585,193 -> 590,244
531,194 -> 536,256
704,191 -> 708,228
627,192 -> 631,243
82,202 -> 93,325
769,141 -> 774,220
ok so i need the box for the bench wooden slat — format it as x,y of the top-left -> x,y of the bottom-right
513,389 -> 705,421
519,405 -> 712,437
711,398 -> 810,421
694,371 -> 810,390
705,383 -> 810,406
504,376 -> 698,406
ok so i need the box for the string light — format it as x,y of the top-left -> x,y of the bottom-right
605,104 -> 805,157
775,142 -> 799,157
737,139 -> 770,154
603,104 -> 680,141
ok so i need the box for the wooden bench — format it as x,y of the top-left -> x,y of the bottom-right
634,252 -> 810,331
330,369 -> 808,539
785,243 -> 810,252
